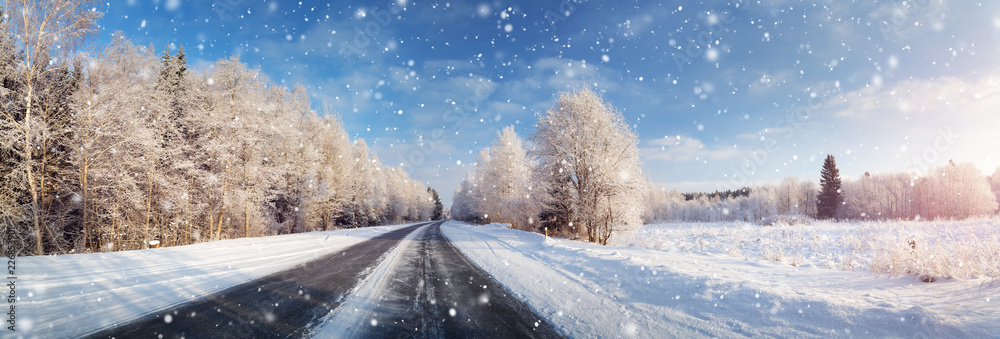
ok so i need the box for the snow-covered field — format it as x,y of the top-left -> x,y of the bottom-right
443,221 -> 1000,337
14,223 -> 420,338
613,218 -> 1000,283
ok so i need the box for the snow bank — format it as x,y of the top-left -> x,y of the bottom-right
15,224 -> 418,338
442,221 -> 999,337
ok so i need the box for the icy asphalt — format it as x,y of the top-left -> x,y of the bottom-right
85,221 -> 560,338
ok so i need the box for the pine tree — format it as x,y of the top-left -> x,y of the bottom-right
817,154 -> 842,219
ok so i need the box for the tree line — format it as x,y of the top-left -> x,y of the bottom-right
645,156 -> 1000,223
1,1 -> 443,255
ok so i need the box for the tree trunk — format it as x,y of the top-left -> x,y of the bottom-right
23,86 -> 46,254
145,165 -> 153,248
243,166 -> 250,237
215,158 -> 231,240
207,161 -> 215,241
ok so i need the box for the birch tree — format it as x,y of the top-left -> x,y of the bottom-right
530,88 -> 644,244
1,0 -> 100,254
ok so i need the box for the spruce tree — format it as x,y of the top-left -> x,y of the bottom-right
429,187 -> 443,220
817,154 -> 842,219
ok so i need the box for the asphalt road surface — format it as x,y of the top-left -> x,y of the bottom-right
86,223 -> 426,339
345,223 -> 562,338
86,221 -> 560,338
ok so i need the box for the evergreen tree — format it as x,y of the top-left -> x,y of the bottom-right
817,154 -> 842,219
174,46 -> 187,83
429,187 -> 443,220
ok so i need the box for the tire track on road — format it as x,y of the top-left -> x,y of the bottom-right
321,222 -> 562,338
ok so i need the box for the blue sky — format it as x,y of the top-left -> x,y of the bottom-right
96,0 -> 1000,207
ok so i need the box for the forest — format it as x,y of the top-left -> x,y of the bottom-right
644,160 -> 1000,223
1,1 -> 443,255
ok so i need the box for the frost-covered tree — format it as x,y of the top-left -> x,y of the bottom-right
537,167 -> 574,235
310,107 -> 353,230
71,35 -> 164,251
990,167 -> 1000,214
798,180 -> 819,218
746,183 -> 778,222
817,155 -> 842,219
841,172 -> 914,220
476,126 -> 537,230
530,88 -> 644,244
915,161 -> 997,219
0,9 -> 21,246
450,174 -> 479,223
1,0 -> 101,254
776,177 -> 805,215
337,139 -> 388,227
384,166 -> 413,223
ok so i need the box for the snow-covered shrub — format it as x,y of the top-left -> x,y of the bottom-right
758,214 -> 813,226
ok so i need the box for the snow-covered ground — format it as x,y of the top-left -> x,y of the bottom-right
11,220 -> 999,338
14,223 -> 420,338
442,221 -> 1000,337
613,218 -> 1000,282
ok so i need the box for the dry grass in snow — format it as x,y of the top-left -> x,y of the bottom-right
614,217 -> 1000,286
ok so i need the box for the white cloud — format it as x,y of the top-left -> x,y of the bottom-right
830,71 -> 1000,122
531,57 -> 615,91
640,136 -> 738,163
164,0 -> 181,11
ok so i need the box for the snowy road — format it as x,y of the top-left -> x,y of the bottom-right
83,221 -> 558,338
312,222 -> 561,338
84,223 -> 426,338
